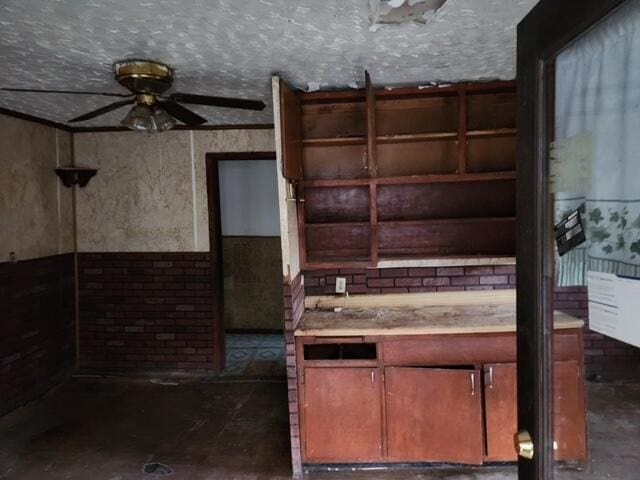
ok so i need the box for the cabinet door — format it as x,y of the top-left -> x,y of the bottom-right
554,360 -> 587,461
278,78 -> 303,180
484,363 -> 518,461
484,361 -> 587,462
303,367 -> 383,462
385,367 -> 483,464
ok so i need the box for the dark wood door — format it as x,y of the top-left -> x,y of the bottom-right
303,367 -> 383,462
385,367 -> 483,464
517,1 -> 627,478
485,363 -> 518,461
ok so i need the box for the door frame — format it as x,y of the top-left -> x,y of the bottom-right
516,1 -> 629,478
205,151 -> 277,372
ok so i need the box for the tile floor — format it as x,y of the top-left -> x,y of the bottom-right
222,334 -> 286,377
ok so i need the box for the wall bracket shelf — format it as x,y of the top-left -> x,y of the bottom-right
55,167 -> 97,188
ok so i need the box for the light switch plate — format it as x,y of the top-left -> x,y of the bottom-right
335,277 -> 346,294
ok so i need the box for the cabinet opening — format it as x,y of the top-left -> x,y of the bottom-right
304,343 -> 377,360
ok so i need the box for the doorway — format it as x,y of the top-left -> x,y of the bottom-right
517,1 -> 640,479
205,152 -> 285,377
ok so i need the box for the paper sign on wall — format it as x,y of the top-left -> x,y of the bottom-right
587,271 -> 640,348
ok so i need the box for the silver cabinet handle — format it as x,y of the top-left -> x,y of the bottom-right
371,370 -> 375,385
471,373 -> 476,396
489,366 -> 494,389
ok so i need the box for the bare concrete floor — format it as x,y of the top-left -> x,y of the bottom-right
0,377 -> 638,479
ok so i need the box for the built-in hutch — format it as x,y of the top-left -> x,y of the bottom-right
275,74 -> 586,469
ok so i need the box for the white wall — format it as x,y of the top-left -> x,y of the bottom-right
218,160 -> 280,236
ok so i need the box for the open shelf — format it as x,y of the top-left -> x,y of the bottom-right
304,186 -> 370,223
376,94 -> 458,136
376,132 -> 458,144
377,140 -> 458,177
378,217 -> 516,258
302,136 -> 366,147
288,79 -> 518,269
303,171 -> 516,188
466,128 -> 516,138
303,143 -> 368,180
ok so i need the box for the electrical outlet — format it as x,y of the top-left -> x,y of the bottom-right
335,277 -> 346,294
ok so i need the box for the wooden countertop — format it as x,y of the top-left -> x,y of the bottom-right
295,291 -> 584,337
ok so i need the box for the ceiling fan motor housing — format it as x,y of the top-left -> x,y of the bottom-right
114,60 -> 173,95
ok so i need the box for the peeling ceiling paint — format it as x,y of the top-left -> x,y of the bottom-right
0,0 -> 536,127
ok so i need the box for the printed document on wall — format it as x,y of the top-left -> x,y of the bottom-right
587,271 -> 640,348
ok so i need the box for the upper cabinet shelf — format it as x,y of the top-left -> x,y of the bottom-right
278,74 -> 517,269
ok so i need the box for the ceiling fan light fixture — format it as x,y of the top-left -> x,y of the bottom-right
152,107 -> 177,132
121,104 -> 155,132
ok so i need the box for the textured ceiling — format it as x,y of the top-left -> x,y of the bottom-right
0,0 -> 536,127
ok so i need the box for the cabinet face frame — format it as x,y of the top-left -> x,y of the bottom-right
296,329 -> 586,466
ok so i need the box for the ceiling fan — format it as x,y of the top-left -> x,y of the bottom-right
0,59 -> 266,133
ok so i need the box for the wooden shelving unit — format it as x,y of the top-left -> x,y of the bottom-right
279,76 -> 517,269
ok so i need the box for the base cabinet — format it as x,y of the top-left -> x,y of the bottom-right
298,330 -> 586,465
303,367 -> 383,463
385,367 -> 484,464
484,361 -> 587,462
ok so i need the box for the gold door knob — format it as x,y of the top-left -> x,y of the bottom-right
514,430 -> 534,459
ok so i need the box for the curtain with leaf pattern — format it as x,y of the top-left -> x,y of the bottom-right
553,0 -> 640,286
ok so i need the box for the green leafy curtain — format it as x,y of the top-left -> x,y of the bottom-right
553,0 -> 640,286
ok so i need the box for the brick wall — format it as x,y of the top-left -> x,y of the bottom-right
77,252 -> 216,372
283,273 -> 304,478
554,286 -> 640,374
304,265 -> 517,296
0,254 -> 76,417
304,266 -> 640,374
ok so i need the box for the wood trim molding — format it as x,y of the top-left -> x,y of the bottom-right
72,123 -> 274,133
206,151 -> 276,161
0,106 -> 274,133
0,106 -> 73,131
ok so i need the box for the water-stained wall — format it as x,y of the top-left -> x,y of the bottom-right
73,129 -> 275,252
0,114 -> 74,262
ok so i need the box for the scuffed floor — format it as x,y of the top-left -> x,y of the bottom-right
0,378 -> 638,479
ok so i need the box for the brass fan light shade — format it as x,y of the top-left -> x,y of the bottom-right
120,104 -> 155,132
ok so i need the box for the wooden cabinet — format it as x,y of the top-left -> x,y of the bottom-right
303,367 -> 383,462
297,330 -> 587,465
278,76 -> 517,269
484,363 -> 518,461
385,367 -> 483,464
483,361 -> 587,462
554,360 -> 587,461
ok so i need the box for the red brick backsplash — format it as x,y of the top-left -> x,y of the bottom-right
77,252 -> 216,372
0,254 -> 76,416
304,266 -> 640,374
304,265 -> 517,296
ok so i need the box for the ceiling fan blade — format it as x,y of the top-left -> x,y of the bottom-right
168,92 -> 265,111
68,99 -> 135,123
1,87 -> 133,97
160,100 -> 207,125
